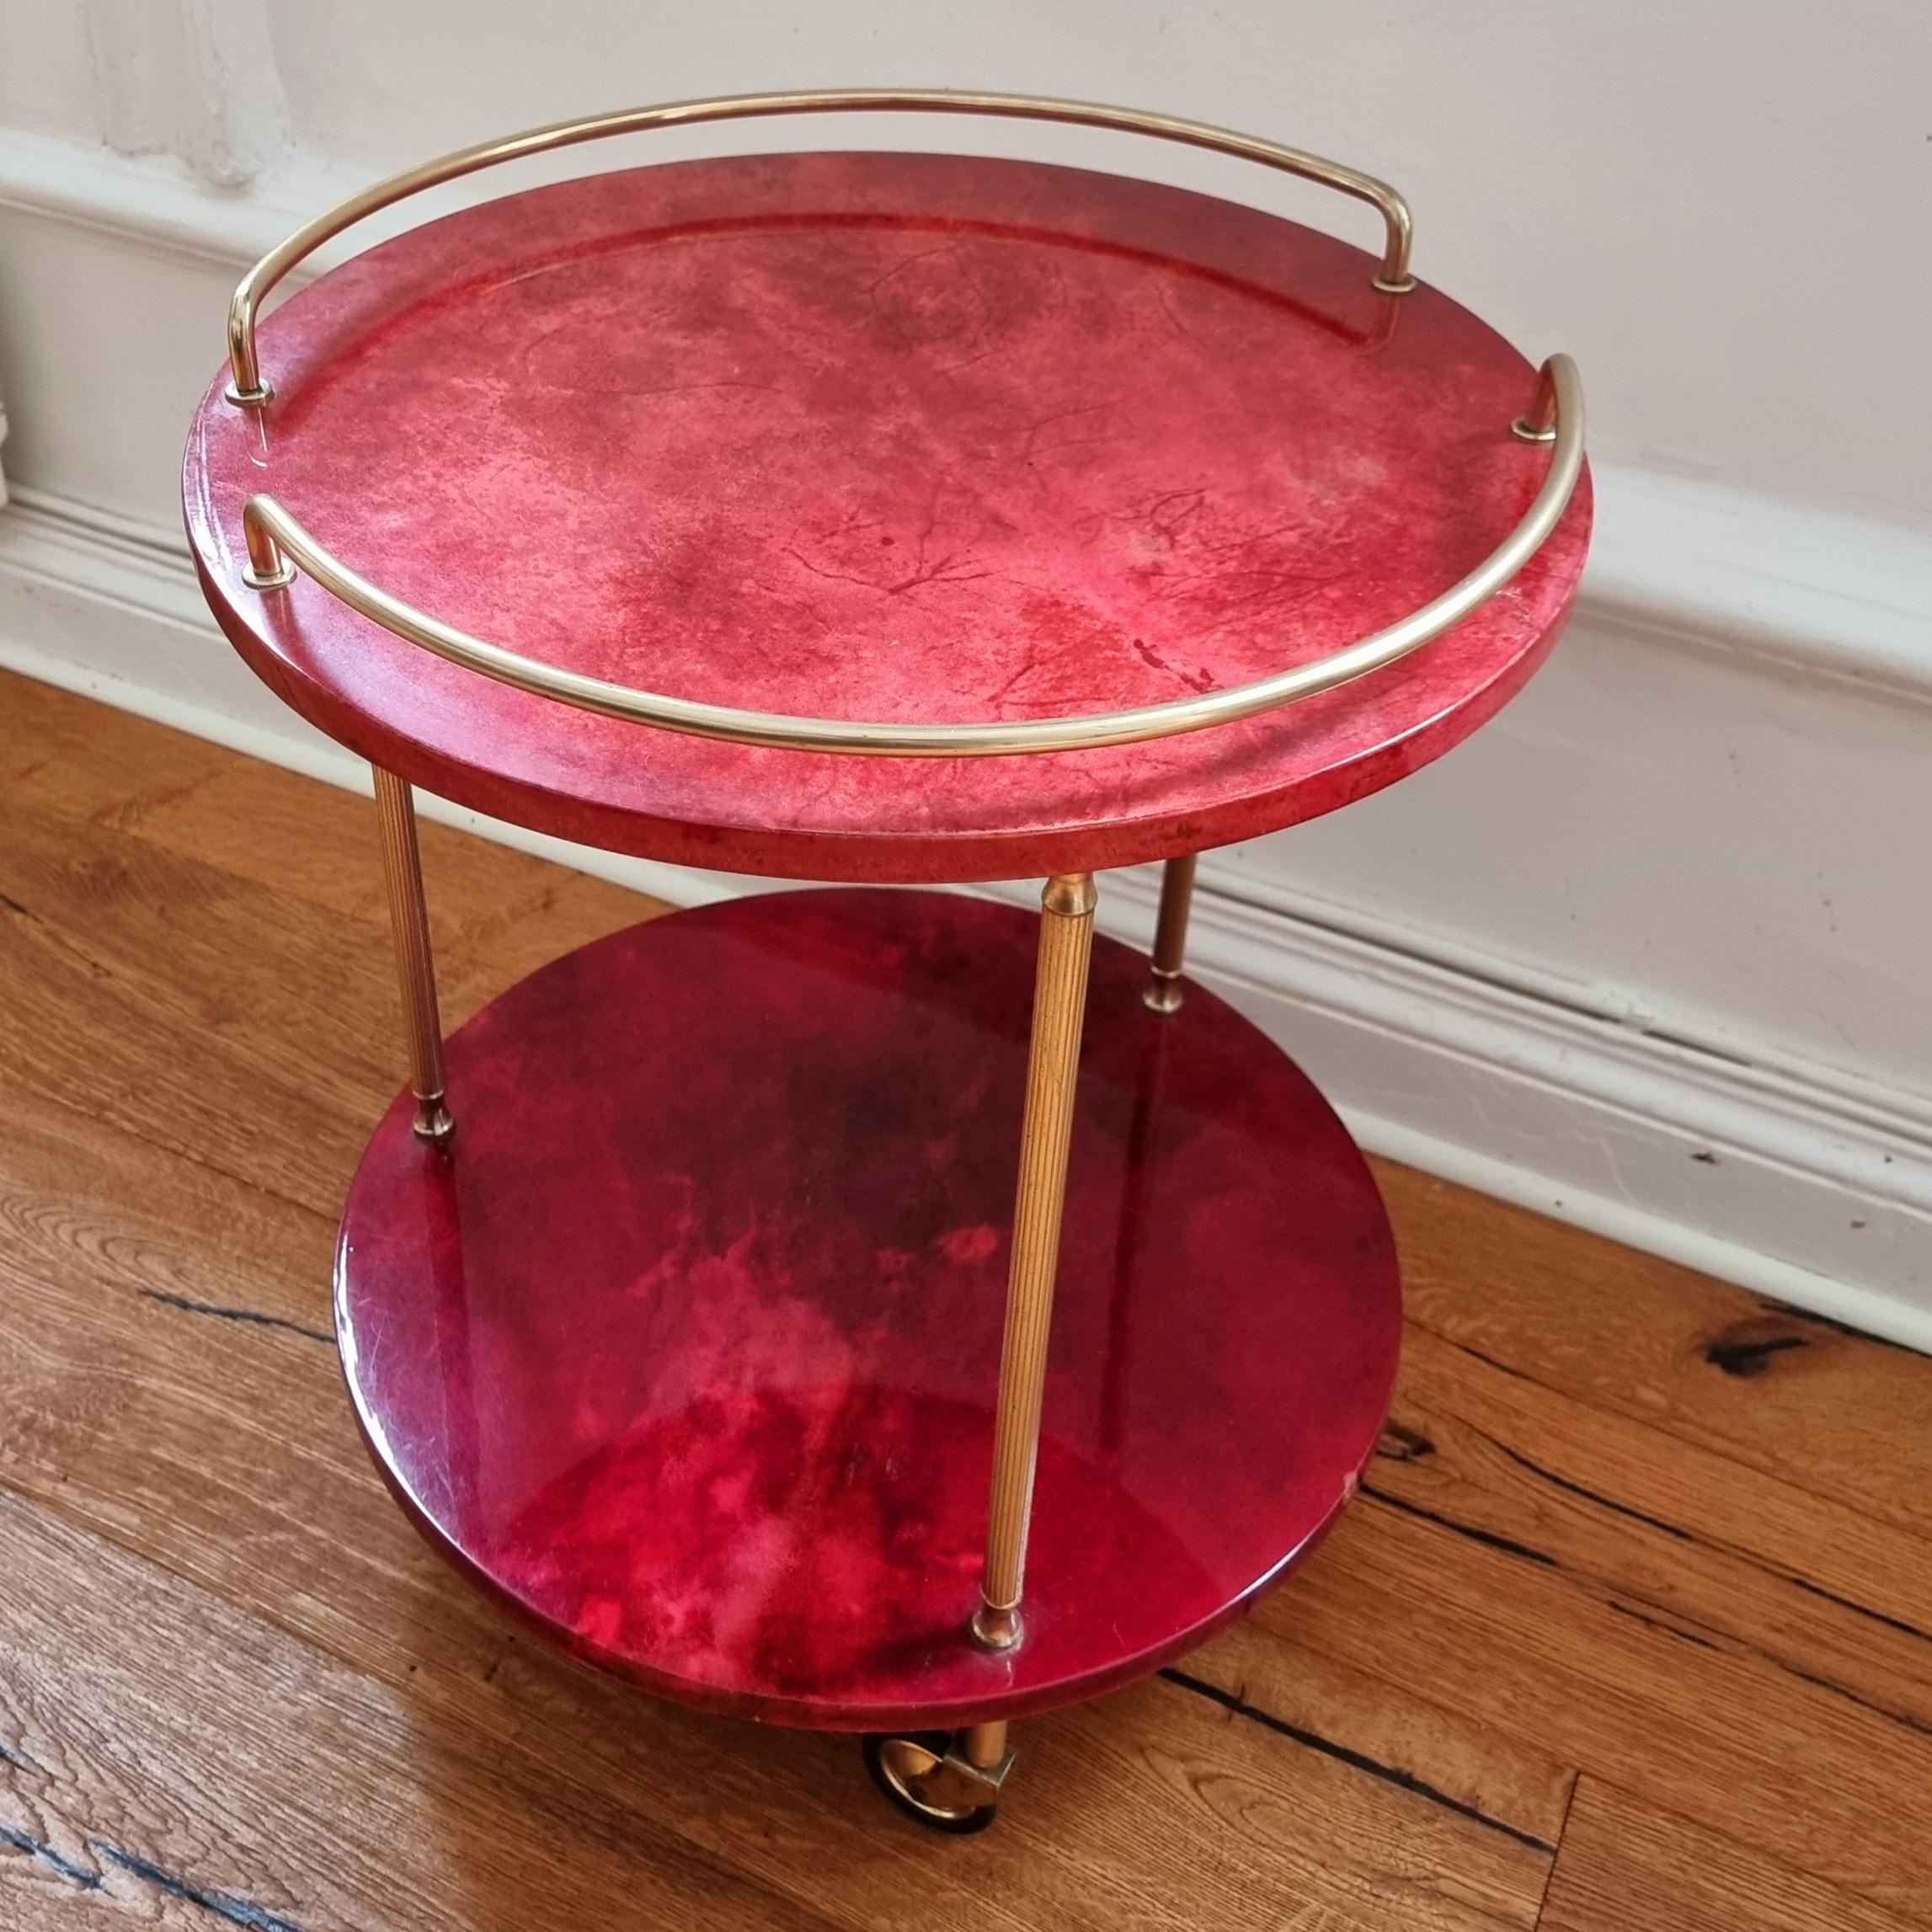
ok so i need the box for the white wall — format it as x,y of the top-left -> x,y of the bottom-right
259,0 -> 1932,531
2,2 -> 1929,1344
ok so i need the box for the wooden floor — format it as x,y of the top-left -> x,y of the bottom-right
3,668 -> 1930,1931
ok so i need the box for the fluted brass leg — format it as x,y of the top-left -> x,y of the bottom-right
1143,853 -> 1198,1014
973,873 -> 1097,1652
373,767 -> 454,1145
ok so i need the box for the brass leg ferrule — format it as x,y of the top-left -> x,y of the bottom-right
1144,974 -> 1184,1015
970,1603 -> 1022,1652
1512,360 -> 1560,443
972,873 -> 1097,1652
241,503 -> 296,590
375,768 -> 455,1147
1142,854 -> 1198,1014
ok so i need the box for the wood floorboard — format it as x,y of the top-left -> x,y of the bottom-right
0,1492 -> 846,1932
1256,1470 -> 1932,1916
2,668 -> 1929,1928
1536,1778 -> 1919,1932
1171,1620 -> 1577,1855
1378,1325 -> 1932,1725
1380,1161 -> 1932,1547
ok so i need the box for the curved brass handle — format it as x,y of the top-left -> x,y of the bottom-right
224,88 -> 1417,405
238,355 -> 1582,760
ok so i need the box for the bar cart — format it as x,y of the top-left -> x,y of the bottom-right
182,91 -> 1590,1832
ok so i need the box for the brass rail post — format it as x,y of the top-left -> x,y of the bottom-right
373,767 -> 455,1145
1143,854 -> 1198,1014
973,873 -> 1097,1652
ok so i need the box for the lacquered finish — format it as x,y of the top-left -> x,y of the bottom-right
336,890 -> 1401,1729
185,150 -> 1592,883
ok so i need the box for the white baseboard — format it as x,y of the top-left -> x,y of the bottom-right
6,482 -> 1929,1353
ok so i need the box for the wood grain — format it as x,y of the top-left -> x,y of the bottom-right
1538,1779 -> 1919,1932
1379,1324 -> 1932,1726
1266,1469 -> 1932,1916
1380,1160 -> 1932,1547
1174,1616 -> 1577,1855
0,1492 -> 841,1932
3,667 -> 1930,1929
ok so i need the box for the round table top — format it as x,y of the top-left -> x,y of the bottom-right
184,149 -> 1591,883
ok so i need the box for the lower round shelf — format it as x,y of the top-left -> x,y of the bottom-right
336,888 -> 1400,1731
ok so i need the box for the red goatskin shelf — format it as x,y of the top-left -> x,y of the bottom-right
336,890 -> 1401,1730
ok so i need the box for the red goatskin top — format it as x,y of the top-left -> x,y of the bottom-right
184,150 -> 1591,883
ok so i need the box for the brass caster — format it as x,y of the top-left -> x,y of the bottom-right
862,1732 -> 1010,1834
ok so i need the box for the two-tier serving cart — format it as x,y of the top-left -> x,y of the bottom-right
183,90 -> 1590,1832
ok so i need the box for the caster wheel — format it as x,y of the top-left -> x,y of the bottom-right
862,1732 -> 1001,1834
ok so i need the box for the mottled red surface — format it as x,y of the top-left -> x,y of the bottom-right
336,891 -> 1401,1728
185,149 -> 1590,883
